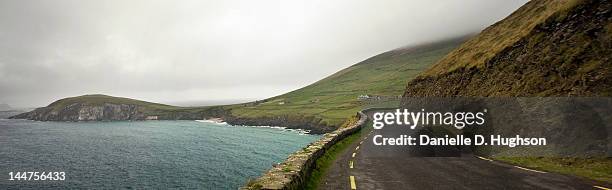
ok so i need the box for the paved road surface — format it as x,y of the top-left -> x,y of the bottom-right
320,111 -> 611,190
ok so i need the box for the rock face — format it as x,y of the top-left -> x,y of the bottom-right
10,103 -> 145,121
224,115 -> 337,134
403,0 -> 611,97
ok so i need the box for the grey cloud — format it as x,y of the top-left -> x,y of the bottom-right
0,0 -> 528,107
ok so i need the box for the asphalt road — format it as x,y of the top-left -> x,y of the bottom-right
319,112 -> 611,190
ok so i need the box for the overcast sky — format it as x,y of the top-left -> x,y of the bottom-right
0,0 -> 528,108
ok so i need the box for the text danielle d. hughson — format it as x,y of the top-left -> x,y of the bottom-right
371,109 -> 546,147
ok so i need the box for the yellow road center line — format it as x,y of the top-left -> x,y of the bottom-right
352,152 -> 356,158
349,161 -> 354,169
349,176 -> 357,190
514,166 -> 547,173
594,185 -> 612,190
476,156 -> 493,161
355,146 -> 360,151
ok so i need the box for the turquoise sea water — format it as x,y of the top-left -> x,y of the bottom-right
0,119 -> 319,189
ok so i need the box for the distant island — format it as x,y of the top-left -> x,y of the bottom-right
10,94 -> 216,121
0,103 -> 11,111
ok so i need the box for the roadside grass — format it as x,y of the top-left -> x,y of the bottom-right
495,156 -> 612,183
303,121 -> 370,190
419,124 -> 612,184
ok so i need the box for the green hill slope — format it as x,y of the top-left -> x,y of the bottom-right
10,94 -> 214,121
227,37 -> 467,130
45,94 -> 178,111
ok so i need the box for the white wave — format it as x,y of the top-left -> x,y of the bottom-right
194,119 -> 313,135
195,119 -> 228,125
221,124 -> 313,135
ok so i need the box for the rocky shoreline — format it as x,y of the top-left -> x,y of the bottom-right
10,103 -> 336,134
222,115 -> 336,134
10,103 -> 146,121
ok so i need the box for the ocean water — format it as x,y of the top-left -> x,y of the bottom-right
0,119 -> 319,189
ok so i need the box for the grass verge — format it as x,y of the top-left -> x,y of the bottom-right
495,157 -> 612,183
303,123 -> 368,190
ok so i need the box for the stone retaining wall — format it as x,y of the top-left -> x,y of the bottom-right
242,111 -> 368,190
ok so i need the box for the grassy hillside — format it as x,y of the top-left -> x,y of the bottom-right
46,94 -> 179,111
228,37 -> 466,127
34,94 -> 213,119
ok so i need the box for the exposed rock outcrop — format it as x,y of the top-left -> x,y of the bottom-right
10,103 -> 145,121
224,115 -> 337,134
